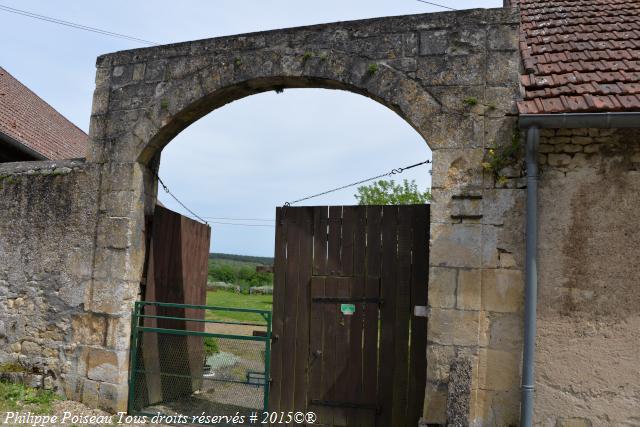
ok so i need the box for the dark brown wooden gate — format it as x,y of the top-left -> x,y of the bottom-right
141,205 -> 211,405
269,205 -> 429,427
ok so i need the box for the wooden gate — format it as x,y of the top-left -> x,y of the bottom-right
269,205 -> 429,427
140,205 -> 211,405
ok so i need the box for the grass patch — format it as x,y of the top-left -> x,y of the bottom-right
0,380 -> 60,414
462,96 -> 478,106
0,362 -> 27,373
206,290 -> 272,324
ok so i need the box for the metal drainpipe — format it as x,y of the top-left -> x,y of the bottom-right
520,126 -> 539,427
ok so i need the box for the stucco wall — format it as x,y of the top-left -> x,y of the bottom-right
536,128 -> 640,427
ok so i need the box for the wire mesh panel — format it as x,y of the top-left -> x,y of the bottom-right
129,302 -> 271,425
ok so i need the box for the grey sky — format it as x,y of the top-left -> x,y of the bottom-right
1,0 -> 501,256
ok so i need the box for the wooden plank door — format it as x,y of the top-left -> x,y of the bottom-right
270,205 -> 429,427
141,205 -> 211,405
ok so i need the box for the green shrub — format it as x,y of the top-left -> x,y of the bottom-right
204,337 -> 220,357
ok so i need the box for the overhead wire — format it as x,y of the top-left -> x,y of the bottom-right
156,174 -> 209,225
0,4 -> 160,45
284,159 -> 431,206
415,0 -> 457,10
155,159 -> 431,226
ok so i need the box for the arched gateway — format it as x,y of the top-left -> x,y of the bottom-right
88,7 -> 522,425
2,7 -> 525,426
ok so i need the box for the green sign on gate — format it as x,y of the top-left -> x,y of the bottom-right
340,303 -> 356,315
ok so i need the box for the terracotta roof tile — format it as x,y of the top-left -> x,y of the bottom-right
0,66 -> 87,159
516,0 -> 640,113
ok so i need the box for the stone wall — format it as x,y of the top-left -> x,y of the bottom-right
0,161 -> 93,396
0,160 -> 147,412
535,128 -> 640,426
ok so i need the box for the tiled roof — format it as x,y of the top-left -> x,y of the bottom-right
516,0 -> 640,114
0,66 -> 87,159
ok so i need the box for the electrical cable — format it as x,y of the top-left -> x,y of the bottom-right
0,4 -> 160,45
156,174 -> 209,225
284,159 -> 431,206
155,159 -> 431,225
415,0 -> 457,10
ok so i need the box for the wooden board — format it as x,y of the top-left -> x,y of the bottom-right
270,205 -> 429,427
142,205 -> 211,405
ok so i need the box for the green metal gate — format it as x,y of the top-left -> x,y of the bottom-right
128,301 -> 271,424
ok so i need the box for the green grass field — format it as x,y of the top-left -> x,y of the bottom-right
206,290 -> 273,324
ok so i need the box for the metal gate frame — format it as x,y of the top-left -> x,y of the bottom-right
128,301 -> 272,422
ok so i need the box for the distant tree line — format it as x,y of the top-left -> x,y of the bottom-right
208,263 -> 273,293
209,252 -> 274,265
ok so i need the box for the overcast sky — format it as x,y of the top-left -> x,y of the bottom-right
1,0 -> 501,256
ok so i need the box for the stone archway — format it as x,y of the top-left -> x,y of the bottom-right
85,8 -> 523,425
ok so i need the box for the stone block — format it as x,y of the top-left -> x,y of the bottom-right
429,267 -> 457,308
478,310 -> 490,347
484,87 -> 519,115
562,144 -> 583,153
478,348 -> 520,391
481,269 -> 523,313
568,153 -> 589,169
81,378 -> 100,408
93,246 -> 143,283
98,382 -> 128,413
498,251 -> 517,268
488,25 -> 519,51
417,54 -> 486,86
427,344 -> 456,383
21,341 -> 41,355
571,136 -> 593,145
584,144 -> 601,154
71,313 -> 107,347
432,149 -> 484,190
481,225 -> 499,268
488,313 -> 522,351
91,279 -> 138,315
96,216 -> 131,249
61,374 -> 82,401
105,316 -> 132,350
99,190 -> 135,217
448,28 -> 487,56
428,308 -> 479,346
485,389 -> 520,426
420,113 -> 484,150
132,63 -> 146,81
457,269 -> 481,310
548,153 -> 571,167
419,29 -> 448,55
91,88 -> 110,116
423,382 -> 448,424
430,223 -> 482,269
86,348 -> 128,384
486,51 -> 520,87
539,144 -> 555,153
